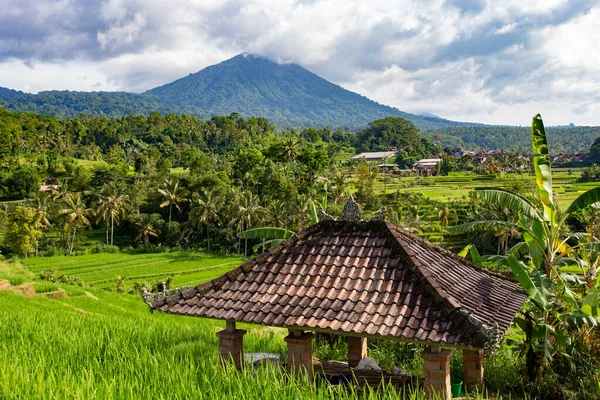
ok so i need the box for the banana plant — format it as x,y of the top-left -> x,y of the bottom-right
238,198 -> 321,253
450,114 -> 600,383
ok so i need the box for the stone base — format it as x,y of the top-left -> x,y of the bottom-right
216,328 -> 247,370
422,348 -> 452,400
284,331 -> 314,379
347,336 -> 368,368
463,349 -> 484,389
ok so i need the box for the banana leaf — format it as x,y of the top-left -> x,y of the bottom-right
508,255 -> 547,308
473,188 -> 541,220
531,114 -> 555,223
238,227 -> 295,240
566,187 -> 600,214
449,219 -> 519,234
310,202 -> 319,225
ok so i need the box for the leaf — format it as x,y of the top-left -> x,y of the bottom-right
457,244 -> 473,258
252,238 -> 284,252
508,255 -> 546,308
531,114 -> 556,223
581,288 -> 600,317
473,188 -> 541,220
449,220 -> 519,235
309,202 -> 319,225
470,245 -> 482,265
238,227 -> 295,240
566,187 -> 600,214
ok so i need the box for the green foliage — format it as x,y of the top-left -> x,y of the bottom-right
4,206 -> 43,258
425,125 -> 600,154
578,164 -> 600,182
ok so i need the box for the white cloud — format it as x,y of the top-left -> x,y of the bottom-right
0,0 -> 599,125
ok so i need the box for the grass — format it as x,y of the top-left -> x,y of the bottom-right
21,251 -> 245,292
0,258 -> 526,399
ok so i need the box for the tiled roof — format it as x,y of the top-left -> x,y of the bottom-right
351,151 -> 397,160
151,221 -> 526,349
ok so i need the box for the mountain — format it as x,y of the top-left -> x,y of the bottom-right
0,53 -> 479,130
145,53 -> 478,130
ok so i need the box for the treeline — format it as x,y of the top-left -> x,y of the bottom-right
424,125 -> 600,154
0,108 -> 446,257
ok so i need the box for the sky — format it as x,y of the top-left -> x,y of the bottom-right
0,0 -> 599,126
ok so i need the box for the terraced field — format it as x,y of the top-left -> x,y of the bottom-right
21,252 -> 245,292
373,170 -> 591,209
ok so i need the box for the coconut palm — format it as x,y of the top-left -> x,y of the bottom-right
188,189 -> 224,252
134,214 -> 161,246
157,179 -> 188,224
33,192 -> 52,256
230,191 -> 268,256
59,193 -> 91,255
96,183 -> 129,246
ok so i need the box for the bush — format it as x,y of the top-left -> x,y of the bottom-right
90,243 -> 120,254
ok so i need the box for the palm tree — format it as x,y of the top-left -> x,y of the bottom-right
157,179 -> 188,224
188,189 -> 223,252
329,169 -> 349,204
437,206 -> 457,241
59,193 -> 91,255
230,191 -> 268,256
33,192 -> 52,256
281,135 -> 301,160
134,214 -> 161,246
96,183 -> 129,246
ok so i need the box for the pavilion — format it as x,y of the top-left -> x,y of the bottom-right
149,218 -> 526,399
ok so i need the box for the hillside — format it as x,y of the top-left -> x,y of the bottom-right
424,125 -> 600,154
0,54 -> 477,131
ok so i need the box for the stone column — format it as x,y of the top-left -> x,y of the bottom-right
216,321 -> 246,370
421,346 -> 452,400
284,330 -> 314,379
463,349 -> 484,389
347,336 -> 367,368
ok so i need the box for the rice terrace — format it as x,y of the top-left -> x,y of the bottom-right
4,3 -> 600,399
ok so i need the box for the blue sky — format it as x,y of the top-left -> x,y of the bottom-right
0,0 -> 598,126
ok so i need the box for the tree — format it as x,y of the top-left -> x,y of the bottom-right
157,179 -> 188,224
188,189 -> 223,252
134,213 -> 162,246
59,193 -> 91,255
8,164 -> 41,198
230,191 -> 268,256
95,183 -> 128,246
4,206 -> 43,258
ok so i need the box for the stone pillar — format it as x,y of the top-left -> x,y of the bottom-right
463,349 -> 484,389
284,330 -> 314,379
216,321 -> 246,370
347,336 -> 367,368
421,346 -> 452,400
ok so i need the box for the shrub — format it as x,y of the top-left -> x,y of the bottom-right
90,243 -> 120,254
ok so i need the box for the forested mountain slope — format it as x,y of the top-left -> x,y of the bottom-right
424,125 -> 600,153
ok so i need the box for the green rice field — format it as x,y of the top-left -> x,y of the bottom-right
21,252 -> 245,292
373,170 -> 597,210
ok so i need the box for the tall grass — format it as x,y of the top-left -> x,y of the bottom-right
0,290 -> 510,399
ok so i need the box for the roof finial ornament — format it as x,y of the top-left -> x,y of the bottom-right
342,195 -> 361,221
370,206 -> 387,221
